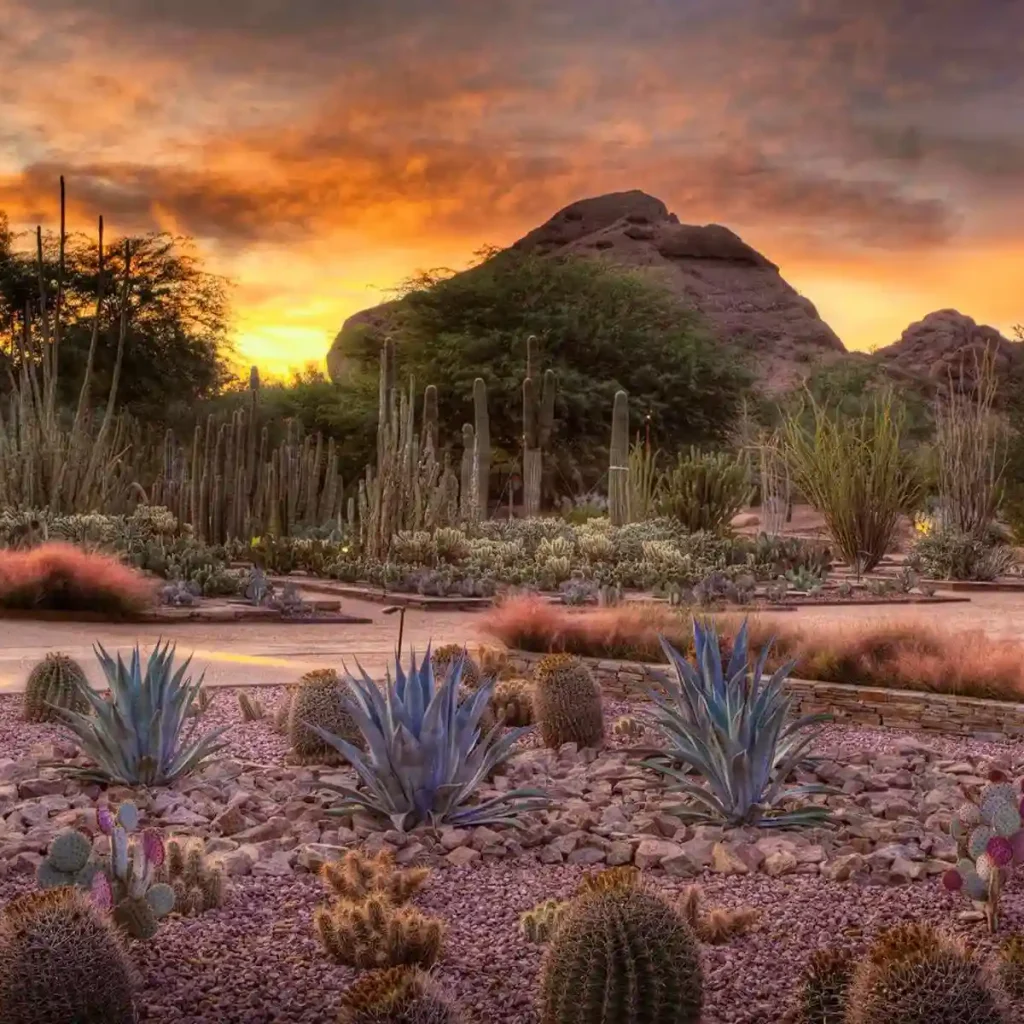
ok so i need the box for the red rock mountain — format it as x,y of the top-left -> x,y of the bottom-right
326,190 -> 1017,394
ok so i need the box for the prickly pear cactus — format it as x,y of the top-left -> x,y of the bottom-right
942,774 -> 1024,931
37,828 -> 99,891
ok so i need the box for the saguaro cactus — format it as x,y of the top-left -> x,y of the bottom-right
472,378 -> 490,520
522,335 -> 557,517
609,390 -> 629,526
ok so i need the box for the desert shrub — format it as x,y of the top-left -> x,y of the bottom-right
654,447 -> 752,533
908,526 -> 1017,581
0,542 -> 156,615
783,391 -> 920,573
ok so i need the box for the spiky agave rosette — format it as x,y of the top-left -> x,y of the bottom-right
942,776 -> 1024,932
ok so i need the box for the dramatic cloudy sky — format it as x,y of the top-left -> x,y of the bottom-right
1,0 -> 1021,373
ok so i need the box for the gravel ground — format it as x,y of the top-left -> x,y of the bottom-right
1,864 -> 1022,1023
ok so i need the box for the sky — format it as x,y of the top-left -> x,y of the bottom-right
0,0 -> 1021,376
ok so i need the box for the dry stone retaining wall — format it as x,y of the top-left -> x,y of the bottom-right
506,650 -> 1024,742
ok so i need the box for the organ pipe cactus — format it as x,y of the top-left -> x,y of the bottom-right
942,775 -> 1024,932
472,377 -> 490,520
608,390 -> 629,526
522,335 -> 557,517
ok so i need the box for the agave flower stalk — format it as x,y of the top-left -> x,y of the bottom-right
56,640 -> 228,786
309,646 -> 549,831
641,618 -> 833,827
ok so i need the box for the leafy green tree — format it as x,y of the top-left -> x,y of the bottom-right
0,224 -> 234,420
337,248 -> 754,492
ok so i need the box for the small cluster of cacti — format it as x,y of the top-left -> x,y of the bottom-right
186,685 -> 216,717
942,773 -> 1024,931
314,850 -> 443,970
430,644 -> 481,689
677,885 -> 759,945
158,836 -> 228,915
23,651 -> 90,723
612,715 -> 645,742
520,899 -> 567,944
38,801 -> 175,941
337,966 -> 463,1024
491,677 -> 534,727
0,887 -> 137,1024
794,923 -> 1005,1024
288,668 -> 363,763
532,654 -> 605,749
237,689 -> 265,721
538,865 -> 703,1023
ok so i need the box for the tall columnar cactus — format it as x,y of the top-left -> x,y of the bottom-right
533,654 -> 605,749
460,423 -> 475,519
0,887 -> 137,1024
844,923 -> 1002,1024
609,390 -> 629,526
539,880 -> 703,1024
23,651 -> 90,723
942,775 -> 1024,931
422,384 -> 439,454
472,377 -> 490,521
522,336 -> 557,517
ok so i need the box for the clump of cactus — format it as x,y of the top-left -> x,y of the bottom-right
274,688 -> 294,733
794,947 -> 855,1024
533,654 -> 605,749
844,922 -> 1002,1024
520,899 -> 568,944
0,887 -> 137,1024
337,966 -> 464,1024
23,652 -> 90,723
38,802 -> 175,941
288,668 -> 363,763
612,715 -> 645,742
677,885 -> 759,945
491,678 -> 534,727
539,874 -> 703,1023
158,837 -> 228,915
942,774 -> 1024,931
237,690 -> 265,721
321,850 -> 430,905
430,644 -> 481,689
185,685 -> 216,717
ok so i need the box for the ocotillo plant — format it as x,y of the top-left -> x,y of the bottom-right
472,377 -> 490,521
608,390 -> 630,526
522,335 -> 557,517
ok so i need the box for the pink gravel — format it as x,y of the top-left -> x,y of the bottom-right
0,864 -> 1022,1023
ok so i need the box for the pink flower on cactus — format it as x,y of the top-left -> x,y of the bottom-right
142,829 -> 165,868
987,835 -> 1014,868
90,871 -> 112,910
941,869 -> 963,892
96,806 -> 115,836
989,769 -> 1009,783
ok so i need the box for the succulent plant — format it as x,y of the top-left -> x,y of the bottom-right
533,654 -> 605,749
677,885 -> 759,945
36,828 -> 98,891
159,836 -> 228,915
491,677 -> 534,727
23,652 -> 90,723
320,850 -> 430,905
0,887 -> 137,1023
289,668 -> 364,763
310,648 -> 548,830
430,644 -> 481,690
56,641 -> 228,786
844,923 -> 1002,1024
612,715 -> 646,742
539,880 -> 703,1024
785,566 -> 826,593
274,689 -> 294,733
237,689 -> 265,721
337,966 -> 464,1024
642,619 -> 833,827
943,777 -> 1024,931
520,899 -> 568,944
794,947 -> 854,1024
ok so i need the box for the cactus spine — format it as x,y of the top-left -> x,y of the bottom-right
609,389 -> 629,526
522,335 -> 557,517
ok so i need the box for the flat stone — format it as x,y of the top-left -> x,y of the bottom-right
446,846 -> 481,867
634,839 -> 683,871
763,851 -> 799,877
296,843 -> 349,872
821,853 -> 865,882
213,805 -> 248,836
251,851 -> 295,876
161,806 -> 209,827
711,843 -> 749,876
606,842 -> 634,866
439,828 -> 471,851
17,779 -> 65,799
232,817 -> 292,843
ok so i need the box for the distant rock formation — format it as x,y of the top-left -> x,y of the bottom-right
327,190 -> 846,392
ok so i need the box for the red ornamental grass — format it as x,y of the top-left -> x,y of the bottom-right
0,542 -> 156,616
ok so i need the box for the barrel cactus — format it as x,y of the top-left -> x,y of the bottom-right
24,652 -> 90,723
844,923 -> 1002,1024
942,775 -> 1024,931
338,966 -> 464,1024
431,644 -> 481,690
289,668 -> 363,763
794,947 -> 853,1023
533,654 -> 605,749
0,887 -> 136,1024
491,677 -> 534,727
539,879 -> 702,1024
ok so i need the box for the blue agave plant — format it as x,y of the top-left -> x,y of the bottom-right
309,646 -> 548,831
642,618 -> 833,827
57,641 -> 228,786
